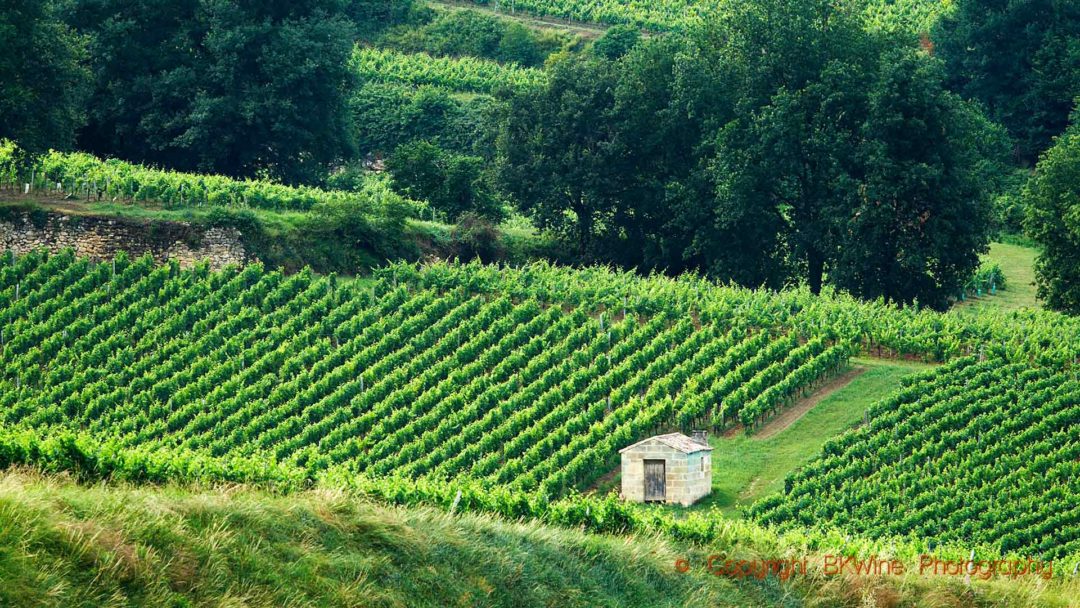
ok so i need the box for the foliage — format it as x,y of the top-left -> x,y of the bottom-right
350,82 -> 502,158
348,0 -> 424,38
0,0 -> 91,154
1,471 -> 784,608
453,0 -> 946,31
451,212 -> 504,261
933,0 -> 1080,163
966,261 -> 1007,295
0,251 -> 849,500
591,25 -> 642,59
826,49 -> 1002,308
379,9 -> 570,67
352,46 -> 547,95
498,2 -> 1005,307
497,53 -> 622,259
991,168 -> 1034,236
3,252 -> 1080,569
3,144 -> 421,216
388,140 -> 504,221
383,259 -> 1080,364
753,357 -> 1080,560
66,0 -> 357,184
1024,125 -> 1080,313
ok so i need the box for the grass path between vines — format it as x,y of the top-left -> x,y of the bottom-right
693,357 -> 934,518
429,0 -> 609,38
954,241 -> 1040,313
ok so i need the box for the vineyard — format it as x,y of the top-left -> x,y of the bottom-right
752,355 -> 1080,560
1,250 -> 1080,571
0,141 -> 421,216
352,46 -> 547,95
0,250 -> 851,497
450,0 -> 944,31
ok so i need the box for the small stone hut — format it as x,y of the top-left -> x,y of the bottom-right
619,431 -> 712,506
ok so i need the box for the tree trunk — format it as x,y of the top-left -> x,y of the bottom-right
807,248 -> 825,295
572,197 -> 592,260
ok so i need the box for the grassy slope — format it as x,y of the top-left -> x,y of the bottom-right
695,358 -> 932,516
4,471 -> 1075,608
955,241 -> 1040,312
0,471 -> 770,608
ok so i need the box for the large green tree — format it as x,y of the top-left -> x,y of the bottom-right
933,0 -> 1080,163
496,0 -> 1003,305
689,0 -> 1002,306
829,50 -> 1003,308
496,55 -> 620,259
697,0 -> 875,292
1025,114 -> 1080,313
69,0 -> 357,184
0,0 -> 91,153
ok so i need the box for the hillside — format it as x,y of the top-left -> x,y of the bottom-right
753,356 -> 1080,559
2,250 -> 1080,566
0,471 -> 763,608
0,249 -> 850,496
5,471 -> 1079,608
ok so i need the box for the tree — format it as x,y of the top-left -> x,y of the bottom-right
1024,117 -> 1080,313
592,25 -> 640,60
693,0 -> 876,292
68,0 -> 357,184
693,0 -> 1001,306
388,140 -> 502,221
829,50 -> 1000,308
0,0 -> 91,153
933,0 -> 1080,163
497,55 -> 619,258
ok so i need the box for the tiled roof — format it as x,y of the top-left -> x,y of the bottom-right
618,432 -> 712,454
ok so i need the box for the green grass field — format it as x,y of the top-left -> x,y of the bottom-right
694,358 -> 933,516
955,241 -> 1040,312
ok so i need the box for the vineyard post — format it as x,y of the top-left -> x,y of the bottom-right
964,549 -> 975,587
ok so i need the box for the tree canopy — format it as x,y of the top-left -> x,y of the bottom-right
1025,112 -> 1080,313
0,0 -> 91,153
934,0 -> 1080,164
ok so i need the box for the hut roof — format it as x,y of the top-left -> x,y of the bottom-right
618,432 -> 712,454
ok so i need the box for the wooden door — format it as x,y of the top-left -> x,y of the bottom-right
644,459 -> 666,502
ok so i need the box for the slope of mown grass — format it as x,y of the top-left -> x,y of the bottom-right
695,358 -> 934,516
954,241 -> 1040,313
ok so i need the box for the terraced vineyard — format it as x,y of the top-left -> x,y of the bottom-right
0,250 -> 849,495
1,143 -> 415,215
754,355 -> 1080,559
452,0 -> 943,32
352,46 -> 547,95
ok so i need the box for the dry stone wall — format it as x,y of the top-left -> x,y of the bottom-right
0,210 -> 250,270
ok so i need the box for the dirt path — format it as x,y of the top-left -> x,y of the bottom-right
429,0 -> 610,38
753,367 -> 867,440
